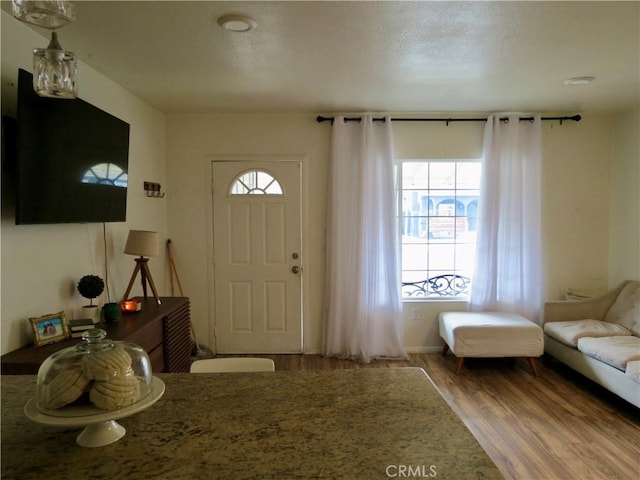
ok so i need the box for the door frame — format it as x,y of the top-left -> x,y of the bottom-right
206,154 -> 309,354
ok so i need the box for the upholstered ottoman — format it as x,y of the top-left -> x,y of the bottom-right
439,311 -> 544,375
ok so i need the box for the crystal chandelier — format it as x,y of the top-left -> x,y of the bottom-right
33,31 -> 77,98
12,1 -> 78,99
12,0 -> 75,29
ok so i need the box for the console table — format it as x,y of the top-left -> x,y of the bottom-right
0,297 -> 192,375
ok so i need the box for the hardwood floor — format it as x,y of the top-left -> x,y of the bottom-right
225,352 -> 640,480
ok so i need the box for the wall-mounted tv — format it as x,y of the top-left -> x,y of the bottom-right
15,68 -> 130,224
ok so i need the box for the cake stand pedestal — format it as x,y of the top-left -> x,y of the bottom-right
25,376 -> 165,447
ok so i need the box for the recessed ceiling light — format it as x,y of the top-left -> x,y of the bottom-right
564,76 -> 595,86
218,14 -> 257,32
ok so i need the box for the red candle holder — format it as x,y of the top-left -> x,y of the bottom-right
120,300 -> 141,313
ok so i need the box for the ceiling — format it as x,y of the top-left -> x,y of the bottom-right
4,1 -> 639,114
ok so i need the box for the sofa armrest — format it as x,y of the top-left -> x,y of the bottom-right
543,281 -> 632,324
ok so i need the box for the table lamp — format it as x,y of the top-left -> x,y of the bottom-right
121,230 -> 162,305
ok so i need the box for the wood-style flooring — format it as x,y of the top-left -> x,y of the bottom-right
219,352 -> 640,480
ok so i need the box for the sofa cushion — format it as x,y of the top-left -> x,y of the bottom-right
626,361 -> 640,384
576,336 -> 640,371
604,281 -> 640,328
629,304 -> 640,337
543,319 -> 630,347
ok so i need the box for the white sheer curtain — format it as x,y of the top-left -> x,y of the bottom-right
470,115 -> 544,323
323,115 -> 407,362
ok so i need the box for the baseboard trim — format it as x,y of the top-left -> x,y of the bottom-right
405,346 -> 442,354
302,347 -> 442,355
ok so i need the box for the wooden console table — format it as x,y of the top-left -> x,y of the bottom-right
0,297 -> 192,375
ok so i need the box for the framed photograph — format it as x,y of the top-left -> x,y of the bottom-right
30,311 -> 69,347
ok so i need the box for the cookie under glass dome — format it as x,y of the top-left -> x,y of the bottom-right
35,328 -> 153,415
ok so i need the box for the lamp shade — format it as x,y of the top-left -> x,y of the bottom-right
124,230 -> 160,257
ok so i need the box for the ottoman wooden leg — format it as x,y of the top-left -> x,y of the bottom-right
441,343 -> 449,355
527,357 -> 540,377
455,357 -> 465,375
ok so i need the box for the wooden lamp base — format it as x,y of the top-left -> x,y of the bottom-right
122,257 -> 161,305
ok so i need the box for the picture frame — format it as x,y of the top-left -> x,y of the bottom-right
29,311 -> 69,347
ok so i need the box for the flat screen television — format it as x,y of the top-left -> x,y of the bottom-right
15,68 -> 130,224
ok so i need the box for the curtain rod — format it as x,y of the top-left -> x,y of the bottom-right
316,114 -> 582,125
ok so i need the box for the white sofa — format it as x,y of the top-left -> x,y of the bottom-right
543,280 -> 640,408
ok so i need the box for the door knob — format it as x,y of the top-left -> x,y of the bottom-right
291,266 -> 302,274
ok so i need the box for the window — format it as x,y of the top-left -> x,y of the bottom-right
398,160 -> 481,298
230,170 -> 283,195
82,163 -> 127,187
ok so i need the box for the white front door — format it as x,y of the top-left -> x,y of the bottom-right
211,161 -> 302,353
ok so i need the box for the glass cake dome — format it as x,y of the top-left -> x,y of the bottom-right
35,328 -> 153,415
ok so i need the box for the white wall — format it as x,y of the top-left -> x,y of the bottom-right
542,114 -> 615,298
165,114 -> 330,353
1,13 -> 168,354
398,115 -> 618,351
3,11 -> 634,356
609,108 -> 640,285
166,113 -> 623,353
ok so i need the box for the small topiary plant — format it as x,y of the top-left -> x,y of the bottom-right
77,275 -> 104,306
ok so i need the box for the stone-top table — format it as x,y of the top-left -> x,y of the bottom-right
1,369 -> 502,479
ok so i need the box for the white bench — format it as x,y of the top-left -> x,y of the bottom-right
439,311 -> 544,375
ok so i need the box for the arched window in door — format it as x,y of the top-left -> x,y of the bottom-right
230,169 -> 283,195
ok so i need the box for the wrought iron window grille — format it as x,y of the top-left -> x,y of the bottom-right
402,274 -> 471,298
